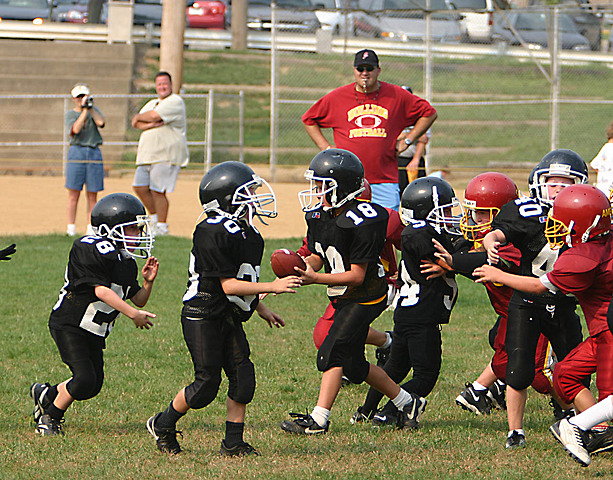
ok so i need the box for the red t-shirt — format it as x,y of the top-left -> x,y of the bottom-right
543,235 -> 613,336
302,81 -> 436,184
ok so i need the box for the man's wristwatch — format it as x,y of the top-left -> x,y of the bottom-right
404,138 -> 413,147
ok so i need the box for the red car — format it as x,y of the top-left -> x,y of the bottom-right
186,0 -> 226,29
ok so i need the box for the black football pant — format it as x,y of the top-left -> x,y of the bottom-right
362,321 -> 442,414
505,293 -> 583,391
50,327 -> 105,401
181,315 -> 255,409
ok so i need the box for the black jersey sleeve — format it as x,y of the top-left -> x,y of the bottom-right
193,217 -> 245,279
69,236 -> 119,291
492,197 -> 548,247
336,202 -> 389,264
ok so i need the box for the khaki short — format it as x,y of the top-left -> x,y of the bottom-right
132,163 -> 180,193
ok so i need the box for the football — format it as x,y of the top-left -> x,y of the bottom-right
270,249 -> 306,278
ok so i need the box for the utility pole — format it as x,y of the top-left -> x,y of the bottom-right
231,0 -> 248,51
160,0 -> 186,92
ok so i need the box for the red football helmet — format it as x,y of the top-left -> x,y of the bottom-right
460,172 -> 518,246
545,184 -> 611,248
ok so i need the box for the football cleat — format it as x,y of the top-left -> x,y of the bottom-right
584,427 -> 613,456
371,402 -> 400,427
397,394 -> 427,430
455,383 -> 493,415
281,413 -> 328,435
219,440 -> 259,457
505,430 -> 526,449
35,414 -> 64,436
550,398 -> 576,421
550,419 -> 590,466
147,413 -> 183,454
30,382 -> 52,423
487,380 -> 507,410
350,406 -> 373,425
375,331 -> 393,367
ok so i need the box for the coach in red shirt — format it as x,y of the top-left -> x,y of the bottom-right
302,49 -> 437,210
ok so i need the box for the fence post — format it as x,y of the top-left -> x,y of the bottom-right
550,6 -> 560,150
239,90 -> 245,163
206,89 -> 214,172
269,2 -> 278,182
63,97 -> 68,177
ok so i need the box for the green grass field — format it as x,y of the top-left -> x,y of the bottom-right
0,234 -> 608,479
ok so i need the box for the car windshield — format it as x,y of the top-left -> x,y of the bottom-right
515,12 -> 578,33
448,0 -> 486,9
384,0 -> 451,10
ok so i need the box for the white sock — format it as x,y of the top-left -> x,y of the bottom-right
473,382 -> 488,391
571,395 -> 613,431
508,429 -> 525,438
381,332 -> 392,349
391,388 -> 412,411
310,406 -> 330,428
67,224 -> 76,236
150,213 -> 158,224
157,222 -> 168,234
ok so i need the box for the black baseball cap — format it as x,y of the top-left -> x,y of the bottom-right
354,49 -> 379,68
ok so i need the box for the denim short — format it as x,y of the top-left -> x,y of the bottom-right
132,163 -> 180,193
65,145 -> 104,192
371,182 -> 400,210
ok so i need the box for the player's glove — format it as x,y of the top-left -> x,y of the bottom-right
0,243 -> 17,261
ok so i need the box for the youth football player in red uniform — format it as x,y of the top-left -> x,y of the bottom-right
475,184 -> 613,463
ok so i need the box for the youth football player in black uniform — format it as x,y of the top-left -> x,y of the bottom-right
280,149 -> 417,435
146,162 -> 300,457
352,176 -> 461,428
30,193 -> 158,436
481,149 -> 588,449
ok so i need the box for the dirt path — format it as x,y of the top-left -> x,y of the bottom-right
0,174 -> 308,240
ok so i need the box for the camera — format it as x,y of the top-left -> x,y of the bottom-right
85,96 -> 94,109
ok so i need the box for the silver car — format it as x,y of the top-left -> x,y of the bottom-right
375,0 -> 464,43
243,0 -> 321,33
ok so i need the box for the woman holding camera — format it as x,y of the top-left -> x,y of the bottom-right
65,83 -> 105,237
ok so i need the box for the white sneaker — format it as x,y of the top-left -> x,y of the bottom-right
66,224 -> 76,237
550,419 -> 591,466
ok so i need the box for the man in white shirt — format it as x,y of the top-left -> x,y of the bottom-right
132,71 -> 189,236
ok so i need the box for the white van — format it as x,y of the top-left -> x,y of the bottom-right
449,0 -> 510,43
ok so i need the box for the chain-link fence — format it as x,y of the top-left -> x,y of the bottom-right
270,1 -> 613,186
0,91 -> 244,175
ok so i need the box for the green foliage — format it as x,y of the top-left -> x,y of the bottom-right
0,234 -> 604,479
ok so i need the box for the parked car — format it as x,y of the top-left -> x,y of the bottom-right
492,11 -> 590,51
0,0 -> 50,23
561,0 -> 601,50
186,0 -> 226,29
313,0 -> 380,37
227,0 -> 320,33
375,0 -> 464,44
52,0 -> 163,24
448,0 -> 510,43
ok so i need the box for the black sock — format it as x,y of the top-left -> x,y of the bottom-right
224,421 -> 244,447
157,401 -> 185,429
47,403 -> 66,422
47,384 -> 59,404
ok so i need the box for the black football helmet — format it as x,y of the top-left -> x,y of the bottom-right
91,193 -> 153,258
400,177 -> 461,235
298,148 -> 365,211
528,149 -> 588,205
199,161 -> 277,226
